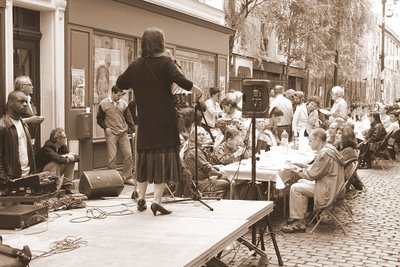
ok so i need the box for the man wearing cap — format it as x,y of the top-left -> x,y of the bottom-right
97,85 -> 135,185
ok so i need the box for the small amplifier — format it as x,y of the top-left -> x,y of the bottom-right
241,79 -> 270,118
0,205 -> 48,229
79,170 -> 124,199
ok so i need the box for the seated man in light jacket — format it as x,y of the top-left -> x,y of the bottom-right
36,127 -> 79,194
281,128 -> 345,233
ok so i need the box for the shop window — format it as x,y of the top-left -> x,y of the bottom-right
92,34 -> 135,139
175,49 -> 215,97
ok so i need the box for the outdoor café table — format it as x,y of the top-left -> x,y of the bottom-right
220,144 -> 316,200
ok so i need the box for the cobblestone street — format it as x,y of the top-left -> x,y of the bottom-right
220,159 -> 400,267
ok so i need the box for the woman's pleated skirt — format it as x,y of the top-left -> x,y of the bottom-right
136,145 -> 181,184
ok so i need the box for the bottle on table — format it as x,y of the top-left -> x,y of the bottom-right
292,132 -> 299,150
280,129 -> 289,147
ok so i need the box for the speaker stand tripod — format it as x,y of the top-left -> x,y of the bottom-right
164,100 -> 219,211
241,110 -> 283,266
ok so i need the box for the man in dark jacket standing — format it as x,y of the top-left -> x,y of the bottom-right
36,128 -> 79,194
0,91 -> 36,182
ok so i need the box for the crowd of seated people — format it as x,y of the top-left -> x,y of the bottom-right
175,84 -> 399,199
182,127 -> 231,199
171,85 -> 400,236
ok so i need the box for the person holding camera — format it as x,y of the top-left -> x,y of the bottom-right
36,127 -> 79,194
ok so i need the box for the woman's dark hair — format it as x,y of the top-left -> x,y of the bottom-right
368,112 -> 382,123
209,87 -> 220,97
337,125 -> 357,149
141,28 -> 165,57
269,107 -> 284,117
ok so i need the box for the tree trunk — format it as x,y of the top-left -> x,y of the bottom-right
333,50 -> 339,86
285,37 -> 292,89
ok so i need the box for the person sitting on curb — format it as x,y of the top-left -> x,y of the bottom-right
36,127 -> 79,194
281,128 -> 345,233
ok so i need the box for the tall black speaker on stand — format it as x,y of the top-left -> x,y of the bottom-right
240,79 -> 283,266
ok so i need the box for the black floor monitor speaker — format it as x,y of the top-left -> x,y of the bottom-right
79,170 -> 124,199
241,79 -> 270,118
0,205 -> 48,229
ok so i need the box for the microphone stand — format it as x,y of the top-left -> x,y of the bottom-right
164,99 -> 219,211
246,107 -> 283,266
237,104 -> 283,266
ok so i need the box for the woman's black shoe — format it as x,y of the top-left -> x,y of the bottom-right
137,199 -> 147,211
150,203 -> 172,216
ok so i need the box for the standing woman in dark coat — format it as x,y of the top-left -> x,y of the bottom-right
117,28 -> 202,215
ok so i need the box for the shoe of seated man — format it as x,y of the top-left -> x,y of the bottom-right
281,219 -> 307,233
61,185 -> 77,195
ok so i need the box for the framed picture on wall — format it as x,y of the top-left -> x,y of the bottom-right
71,68 -> 86,108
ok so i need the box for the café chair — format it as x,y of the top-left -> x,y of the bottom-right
346,150 -> 366,199
371,131 -> 395,169
308,159 -> 359,235
387,128 -> 400,160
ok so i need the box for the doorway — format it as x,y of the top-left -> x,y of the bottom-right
13,6 -> 41,145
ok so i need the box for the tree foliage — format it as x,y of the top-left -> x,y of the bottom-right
224,0 -> 269,57
265,0 -> 371,77
225,0 -> 374,104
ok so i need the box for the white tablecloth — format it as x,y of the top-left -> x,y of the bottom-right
220,145 -> 316,199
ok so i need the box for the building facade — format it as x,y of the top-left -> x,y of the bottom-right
0,0 -> 232,173
229,14 -> 304,94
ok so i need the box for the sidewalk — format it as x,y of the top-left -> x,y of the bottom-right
221,159 -> 400,266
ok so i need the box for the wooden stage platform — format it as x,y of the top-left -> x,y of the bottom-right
0,199 -> 274,267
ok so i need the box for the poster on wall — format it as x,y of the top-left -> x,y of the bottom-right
94,48 -> 121,103
71,68 -> 85,108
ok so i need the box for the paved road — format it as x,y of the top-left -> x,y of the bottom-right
220,159 -> 400,267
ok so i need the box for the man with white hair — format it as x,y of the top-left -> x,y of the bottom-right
329,86 -> 348,121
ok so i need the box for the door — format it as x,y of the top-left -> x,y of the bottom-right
13,7 -> 41,146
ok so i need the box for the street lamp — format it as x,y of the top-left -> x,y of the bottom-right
380,0 -> 386,102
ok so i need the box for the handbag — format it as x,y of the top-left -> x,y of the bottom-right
0,236 -> 31,267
